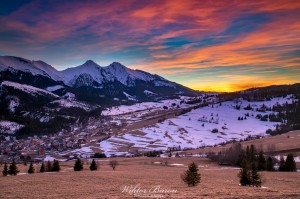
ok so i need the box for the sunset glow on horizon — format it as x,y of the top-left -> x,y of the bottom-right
1,0 -> 300,92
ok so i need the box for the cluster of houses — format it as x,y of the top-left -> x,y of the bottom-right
0,131 -> 88,163
0,116 -> 122,163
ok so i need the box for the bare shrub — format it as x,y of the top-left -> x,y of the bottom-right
109,160 -> 118,171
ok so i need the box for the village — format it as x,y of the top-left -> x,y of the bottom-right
0,115 -> 119,163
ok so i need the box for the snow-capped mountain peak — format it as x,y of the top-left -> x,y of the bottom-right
104,62 -> 161,86
0,55 -> 189,92
60,60 -> 109,86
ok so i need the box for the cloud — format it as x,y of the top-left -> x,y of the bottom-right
0,0 -> 299,91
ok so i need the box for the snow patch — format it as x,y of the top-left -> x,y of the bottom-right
1,81 -> 59,98
51,99 -> 94,111
123,92 -> 137,101
46,85 -> 64,92
144,90 -> 156,95
0,120 -> 24,134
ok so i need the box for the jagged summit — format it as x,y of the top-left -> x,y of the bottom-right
83,60 -> 98,65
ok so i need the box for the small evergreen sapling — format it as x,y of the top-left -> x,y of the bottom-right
285,154 -> 296,172
28,163 -> 35,174
8,159 -> 19,175
279,156 -> 286,171
266,157 -> 274,171
52,160 -> 60,172
46,160 -> 52,172
40,162 -> 45,173
181,162 -> 201,186
2,162 -> 8,176
90,159 -> 98,171
74,158 -> 83,171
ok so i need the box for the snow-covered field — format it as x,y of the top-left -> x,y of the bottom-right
0,120 -> 24,134
45,85 -> 64,92
99,96 -> 295,156
102,96 -> 197,116
50,99 -> 95,111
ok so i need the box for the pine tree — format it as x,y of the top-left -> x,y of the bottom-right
266,157 -> 274,171
2,162 -> 8,176
52,160 -> 60,172
46,160 -> 52,172
89,159 -> 97,171
250,163 -> 261,187
74,158 -> 83,171
285,154 -> 296,172
257,151 -> 266,171
279,156 -> 286,171
181,162 -> 201,186
238,159 -> 251,186
249,145 -> 256,163
40,162 -> 45,173
28,163 -> 35,174
8,159 -> 19,175
245,146 -> 250,160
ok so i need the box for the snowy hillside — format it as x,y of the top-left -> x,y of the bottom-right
102,96 -> 193,116
0,56 -> 59,80
0,121 -> 24,134
98,96 -> 295,156
1,81 -> 59,98
50,99 -> 96,111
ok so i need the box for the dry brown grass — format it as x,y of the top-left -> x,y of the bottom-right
1,157 -> 299,199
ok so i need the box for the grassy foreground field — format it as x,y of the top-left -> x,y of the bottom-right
1,157 -> 299,199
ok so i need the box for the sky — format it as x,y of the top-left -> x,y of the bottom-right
0,0 -> 300,92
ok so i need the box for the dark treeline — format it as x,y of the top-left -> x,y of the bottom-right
266,99 -> 300,136
144,150 -> 163,157
207,143 -> 296,172
219,83 -> 300,102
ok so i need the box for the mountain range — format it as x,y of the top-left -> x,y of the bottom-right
0,55 -> 198,136
0,56 -> 197,103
